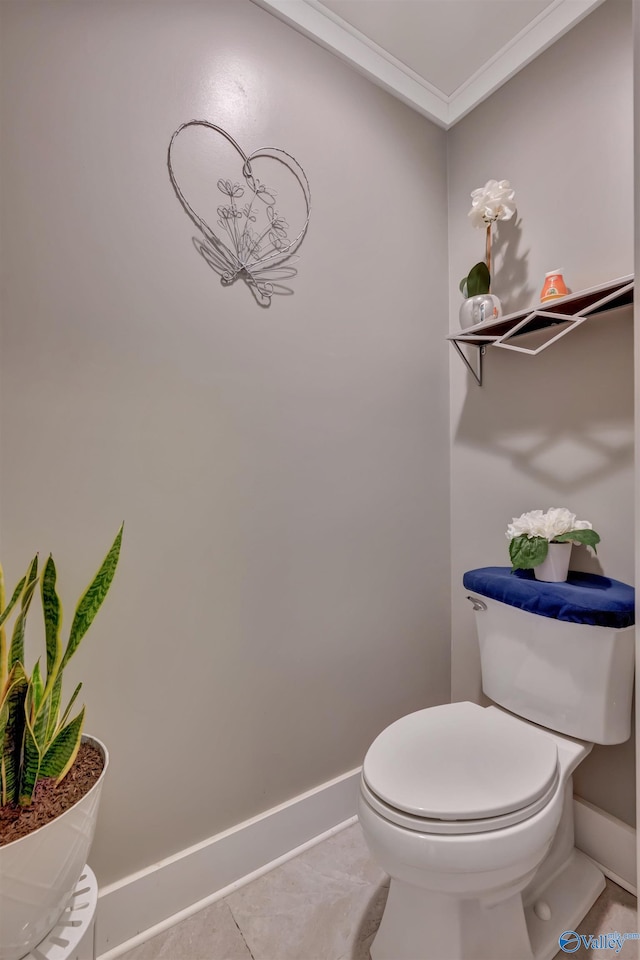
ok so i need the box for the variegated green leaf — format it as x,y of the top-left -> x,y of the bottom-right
41,555 -> 62,682
26,554 -> 39,588
30,666 -> 53,752
32,704 -> 51,753
0,698 -> 9,766
18,713 -> 42,806
9,575 -> 39,670
0,703 -> 7,738
62,525 -> 123,671
0,662 -> 27,718
58,682 -> 82,732
0,563 -> 4,692
0,574 -> 27,630
0,572 -> 28,691
0,760 -> 8,805
30,662 -> 44,715
1,664 -> 28,806
45,672 -> 63,743
39,707 -> 85,782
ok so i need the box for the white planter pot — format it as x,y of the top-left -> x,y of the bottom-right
534,542 -> 572,582
0,735 -> 108,960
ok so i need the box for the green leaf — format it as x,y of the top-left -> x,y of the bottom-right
466,261 -> 491,297
41,555 -> 63,682
30,661 -> 44,715
459,277 -> 468,297
0,574 -> 27,630
509,535 -> 548,570
45,673 -> 63,742
32,698 -> 51,753
39,707 -> 85,782
26,554 -> 39,587
61,525 -> 123,671
30,665 -> 55,752
19,712 -> 42,805
27,688 -> 51,753
0,663 -> 28,805
554,529 -> 601,553
0,561 -> 35,692
58,682 -> 82,731
0,695 -> 10,804
0,573 -> 22,693
0,662 -> 22,718
9,573 -> 39,670
0,698 -> 9,760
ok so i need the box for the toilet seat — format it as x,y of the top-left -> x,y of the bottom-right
362,702 -> 559,835
360,770 -> 559,834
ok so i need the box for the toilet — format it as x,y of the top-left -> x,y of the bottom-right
359,566 -> 635,960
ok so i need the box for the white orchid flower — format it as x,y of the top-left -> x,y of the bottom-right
468,179 -> 516,228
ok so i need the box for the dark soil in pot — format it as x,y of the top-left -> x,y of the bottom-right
0,742 -> 104,846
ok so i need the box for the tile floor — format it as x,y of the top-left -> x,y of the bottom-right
119,823 -> 637,960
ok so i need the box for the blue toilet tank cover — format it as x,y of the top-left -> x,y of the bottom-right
462,567 -> 635,629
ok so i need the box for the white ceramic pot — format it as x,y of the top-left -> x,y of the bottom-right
0,735 -> 108,960
534,542 -> 572,583
459,294 -> 502,328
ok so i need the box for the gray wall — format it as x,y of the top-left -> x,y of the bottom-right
635,0 -> 640,861
0,0 -> 634,891
0,0 -> 451,885
448,0 -> 635,825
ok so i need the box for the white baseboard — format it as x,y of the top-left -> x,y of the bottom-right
574,796 -> 637,895
96,767 -> 361,960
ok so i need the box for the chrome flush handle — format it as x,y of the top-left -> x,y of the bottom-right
467,596 -> 487,612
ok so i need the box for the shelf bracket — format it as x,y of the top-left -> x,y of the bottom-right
451,340 -> 484,386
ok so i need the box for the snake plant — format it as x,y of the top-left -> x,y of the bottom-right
0,526 -> 122,807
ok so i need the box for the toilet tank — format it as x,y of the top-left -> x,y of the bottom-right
463,567 -> 635,745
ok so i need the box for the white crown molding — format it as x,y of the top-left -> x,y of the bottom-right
250,0 -> 450,127
250,0 -> 606,129
447,0 -> 606,125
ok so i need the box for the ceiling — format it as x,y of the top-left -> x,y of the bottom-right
250,0 -> 605,128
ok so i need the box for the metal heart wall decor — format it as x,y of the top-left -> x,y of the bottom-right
168,121 -> 311,306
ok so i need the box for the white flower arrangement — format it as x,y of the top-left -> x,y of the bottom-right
507,507 -> 600,571
460,179 -> 516,298
468,179 -> 516,229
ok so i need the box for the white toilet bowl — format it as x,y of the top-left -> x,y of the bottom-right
359,702 -> 605,960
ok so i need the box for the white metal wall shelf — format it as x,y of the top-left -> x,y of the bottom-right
448,275 -> 634,386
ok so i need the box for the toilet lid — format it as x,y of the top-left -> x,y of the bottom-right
362,702 -> 558,822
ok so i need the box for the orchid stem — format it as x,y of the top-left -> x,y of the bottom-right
485,223 -> 492,291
